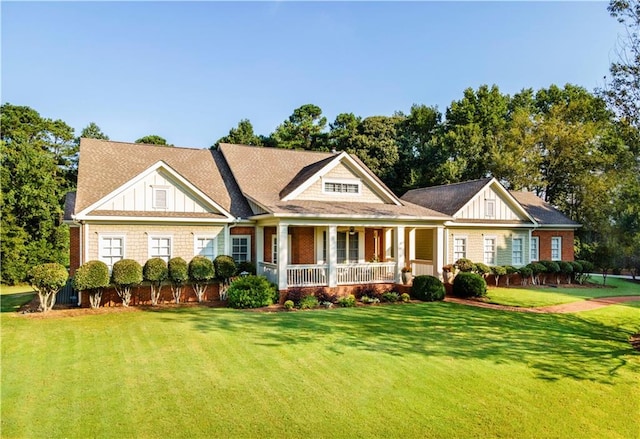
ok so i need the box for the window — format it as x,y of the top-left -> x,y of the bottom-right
530,236 -> 539,262
512,237 -> 523,266
153,187 -> 168,209
323,179 -> 360,194
337,231 -> 359,264
551,237 -> 562,261
99,236 -> 124,269
484,237 -> 496,265
453,237 -> 467,261
485,199 -> 496,218
271,234 -> 291,264
195,237 -> 217,261
150,236 -> 171,262
231,235 -> 251,262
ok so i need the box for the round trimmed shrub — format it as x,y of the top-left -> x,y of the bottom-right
518,266 -> 532,279
73,260 -> 110,292
411,275 -> 445,301
283,300 -> 294,310
227,275 -> 276,309
474,262 -> 491,276
168,257 -> 189,284
28,263 -> 69,312
299,294 -> 319,309
452,272 -> 487,298
400,292 -> 411,303
569,260 -> 583,273
111,259 -> 143,287
214,255 -> 236,282
454,258 -> 475,272
143,258 -> 168,283
189,256 -> 215,282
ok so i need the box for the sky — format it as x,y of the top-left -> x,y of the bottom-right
1,1 -> 625,148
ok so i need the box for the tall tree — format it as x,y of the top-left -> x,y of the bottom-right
135,135 -> 170,146
79,122 -> 110,140
212,119 -> 263,149
270,104 -> 328,151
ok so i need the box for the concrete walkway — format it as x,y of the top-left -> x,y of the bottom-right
444,295 -> 640,314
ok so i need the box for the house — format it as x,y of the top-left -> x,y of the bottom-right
401,178 -> 580,268
65,139 -> 450,301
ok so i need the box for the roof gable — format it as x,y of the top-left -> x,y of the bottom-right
510,191 -> 580,227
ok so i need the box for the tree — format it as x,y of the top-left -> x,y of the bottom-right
213,255 -> 236,300
593,243 -> 616,286
143,258 -> 168,306
168,257 -> 189,304
79,122 -> 109,140
270,104 -> 328,151
135,135 -> 170,146
188,256 -> 215,302
111,259 -> 143,307
212,119 -> 263,149
27,263 -> 68,312
73,260 -> 110,308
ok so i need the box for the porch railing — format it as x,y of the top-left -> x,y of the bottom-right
287,264 -> 328,287
258,262 -> 278,285
410,259 -> 434,277
337,262 -> 396,285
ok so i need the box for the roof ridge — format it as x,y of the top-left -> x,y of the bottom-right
81,138 -> 208,152
219,143 -> 337,157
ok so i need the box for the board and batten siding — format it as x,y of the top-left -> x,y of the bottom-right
93,169 -> 219,214
447,229 -> 530,266
455,186 -> 527,221
295,161 -> 385,203
88,224 -> 225,266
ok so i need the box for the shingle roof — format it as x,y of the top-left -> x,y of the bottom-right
401,178 -> 493,216
510,191 -> 580,226
219,143 -> 448,219
74,139 -> 234,217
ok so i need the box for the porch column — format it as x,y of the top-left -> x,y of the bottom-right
434,227 -> 445,280
394,225 -> 405,283
224,225 -> 231,255
277,224 -> 288,290
408,228 -> 416,266
255,226 -> 264,269
328,225 -> 337,287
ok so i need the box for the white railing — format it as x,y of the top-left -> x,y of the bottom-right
337,262 -> 396,285
258,262 -> 278,284
287,264 -> 328,287
411,259 -> 434,276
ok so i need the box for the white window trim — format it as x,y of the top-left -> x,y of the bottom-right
98,234 -> 126,268
151,185 -> 170,210
322,177 -> 362,196
530,236 -> 539,262
231,234 -> 252,262
194,235 -> 218,261
485,199 -> 496,218
453,235 -> 467,261
148,235 -> 172,261
337,230 -> 361,264
483,235 -> 497,265
512,236 -> 524,266
551,237 -> 562,261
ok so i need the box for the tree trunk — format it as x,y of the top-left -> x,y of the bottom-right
191,283 -> 207,302
89,290 -> 103,308
171,285 -> 182,304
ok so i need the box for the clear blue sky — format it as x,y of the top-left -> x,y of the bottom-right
2,1 -> 624,148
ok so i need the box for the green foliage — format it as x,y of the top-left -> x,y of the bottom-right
143,258 -> 168,283
73,261 -> 109,291
227,275 -> 276,309
79,122 -> 109,140
168,257 -> 189,284
558,261 -> 573,276
492,266 -> 507,276
270,104 -> 328,151
400,292 -> 411,303
298,294 -> 319,309
474,262 -> 491,276
452,272 -> 487,298
454,258 -> 475,272
212,119 -> 263,148
27,262 -> 68,312
381,291 -> 400,303
111,259 -> 143,287
236,261 -> 257,276
135,135 -> 169,146
360,295 -> 380,304
189,256 -> 215,282
337,294 -> 356,307
283,300 -> 294,310
214,255 -> 236,282
518,266 -> 532,278
411,275 -> 446,301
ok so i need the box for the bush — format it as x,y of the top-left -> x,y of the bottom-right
527,262 -> 546,285
214,255 -> 236,282
337,294 -> 356,307
285,287 -> 305,306
400,292 -> 411,303
539,261 -> 560,284
144,258 -> 168,305
518,266 -> 533,285
574,260 -> 593,284
283,300 -> 294,310
452,272 -> 487,298
111,259 -> 143,307
381,291 -> 400,303
236,260 -> 256,276
299,294 -> 319,309
227,275 -> 277,309
316,288 -> 338,304
74,260 -> 109,308
454,258 -> 475,272
474,262 -> 491,277
361,295 -> 380,304
411,275 -> 445,301
189,256 -> 215,302
558,261 -> 573,283
28,263 -> 69,312
491,265 -> 507,286
168,257 -> 189,303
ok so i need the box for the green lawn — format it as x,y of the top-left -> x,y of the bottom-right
486,276 -> 640,307
0,284 -> 35,313
2,290 -> 639,439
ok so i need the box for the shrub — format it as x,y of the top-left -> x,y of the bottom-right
337,294 -> 356,307
320,301 -> 334,309
517,266 -> 533,285
168,257 -> 189,303
527,262 -> 546,285
299,294 -> 319,309
411,275 -> 445,301
558,261 -> 573,284
474,262 -> 491,277
214,255 -> 236,282
539,261 -> 560,284
227,275 -> 276,309
28,263 -> 69,312
111,259 -> 143,307
283,300 -> 294,310
316,288 -> 338,304
74,260 -> 109,308
574,260 -> 593,284
286,287 -> 305,306
381,291 -> 400,303
361,295 -> 380,304
504,265 -> 518,286
491,266 -> 507,287
236,260 -> 256,276
452,272 -> 487,298
454,258 -> 475,272
189,256 -> 215,302
143,258 -> 168,305
400,292 -> 411,303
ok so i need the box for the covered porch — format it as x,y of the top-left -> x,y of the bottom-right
256,222 -> 445,290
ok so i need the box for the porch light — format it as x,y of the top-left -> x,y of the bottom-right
349,226 -> 356,235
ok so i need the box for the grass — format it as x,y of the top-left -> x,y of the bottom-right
486,276 -> 640,307
2,288 -> 639,439
0,284 -> 35,313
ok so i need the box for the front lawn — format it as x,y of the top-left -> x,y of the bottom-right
2,295 -> 638,438
486,276 -> 640,307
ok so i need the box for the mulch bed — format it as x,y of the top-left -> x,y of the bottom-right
630,334 -> 640,352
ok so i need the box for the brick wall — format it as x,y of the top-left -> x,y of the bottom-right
230,226 -> 256,262
69,226 -> 81,275
291,227 -> 315,264
533,230 -> 574,261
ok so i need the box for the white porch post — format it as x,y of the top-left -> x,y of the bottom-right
434,227 -> 445,280
277,224 -> 288,290
328,225 -> 338,287
395,225 -> 405,283
408,228 -> 416,267
255,226 -> 264,272
224,224 -> 231,255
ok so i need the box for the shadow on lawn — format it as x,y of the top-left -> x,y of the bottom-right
0,292 -> 36,313
148,303 -> 639,384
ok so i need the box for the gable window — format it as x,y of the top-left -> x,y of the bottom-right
99,236 -> 124,269
485,199 -> 496,218
551,237 -> 562,261
337,231 -> 359,264
323,179 -> 360,195
484,237 -> 496,265
149,236 -> 171,262
232,235 -> 251,262
152,187 -> 169,209
453,237 -> 467,261
195,236 -> 217,261
512,237 -> 523,266
530,236 -> 539,262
